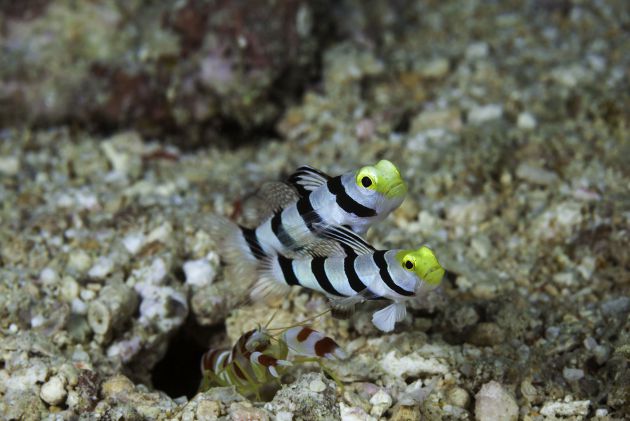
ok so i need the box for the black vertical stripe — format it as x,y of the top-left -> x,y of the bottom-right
311,257 -> 344,296
344,255 -> 368,293
327,176 -> 377,218
296,193 -> 323,229
373,251 -> 415,296
240,226 -> 265,260
291,180 -> 310,196
288,166 -> 332,196
278,255 -> 300,286
270,211 -> 296,250
288,170 -> 310,196
296,189 -> 365,255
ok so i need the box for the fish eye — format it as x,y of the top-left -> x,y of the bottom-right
404,259 -> 414,270
356,167 -> 377,190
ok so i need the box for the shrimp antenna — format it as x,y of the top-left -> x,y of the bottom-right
266,308 -> 332,332
263,309 -> 280,329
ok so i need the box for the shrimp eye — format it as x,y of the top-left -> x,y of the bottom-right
404,260 -> 414,270
361,176 -> 373,188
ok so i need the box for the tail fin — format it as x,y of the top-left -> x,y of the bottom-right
250,254 -> 291,301
204,215 -> 261,281
204,214 -> 291,302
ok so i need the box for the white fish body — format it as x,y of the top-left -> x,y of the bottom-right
211,161 -> 407,265
259,246 -> 444,332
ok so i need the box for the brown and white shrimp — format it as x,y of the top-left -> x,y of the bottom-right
199,324 -> 346,399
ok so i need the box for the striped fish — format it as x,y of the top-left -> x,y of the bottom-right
200,325 -> 346,398
257,244 -> 445,332
214,160 -> 407,266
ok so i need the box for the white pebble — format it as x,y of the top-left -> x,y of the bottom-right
88,256 -> 114,279
467,104 -> 503,124
562,368 -> 584,381
466,42 -> 489,59
30,315 -> 46,328
66,390 -> 80,410
517,112 -> 537,129
551,64 -> 588,87
71,347 -> 91,363
532,201 -> 583,240
0,156 -> 20,175
122,232 -> 146,255
309,379 -> 326,393
447,386 -> 470,408
135,283 -> 188,332
40,375 -> 67,406
75,190 -> 99,210
446,199 -> 489,225
475,381 -> 518,421
516,163 -> 558,185
71,298 -> 88,315
471,236 -> 492,259
60,277 -> 80,301
100,132 -> 143,177
275,411 -> 294,421
540,400 -> 590,417
583,337 -> 598,350
5,360 -> 48,392
80,289 -> 96,301
40,267 -> 58,285
369,389 -> 392,406
147,222 -> 173,244
67,250 -> 92,273
553,271 -> 577,287
369,389 -> 393,417
9,323 -> 18,333
107,337 -> 142,363
56,193 -> 75,208
379,350 -> 449,377
183,257 -> 218,288
398,379 -> 436,406
595,408 -> 608,417
131,257 -> 168,285
339,403 -> 377,421
420,58 -> 450,78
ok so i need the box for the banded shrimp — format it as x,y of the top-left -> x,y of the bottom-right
199,312 -> 347,400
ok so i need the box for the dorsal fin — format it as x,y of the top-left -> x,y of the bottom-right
312,222 -> 376,255
242,181 -> 301,224
299,238 -> 347,258
287,166 -> 332,196
259,181 -> 300,211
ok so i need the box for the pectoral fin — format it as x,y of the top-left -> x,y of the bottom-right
371,302 -> 407,332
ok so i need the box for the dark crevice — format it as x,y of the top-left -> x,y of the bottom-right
203,116 -> 282,151
392,110 -> 412,134
151,316 -> 223,399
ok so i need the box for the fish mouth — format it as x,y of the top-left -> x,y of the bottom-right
422,266 -> 445,286
385,180 -> 407,199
